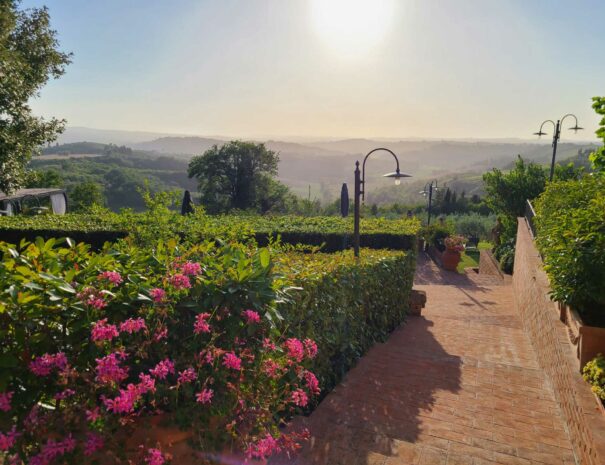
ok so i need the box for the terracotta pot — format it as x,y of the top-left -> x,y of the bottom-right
442,248 -> 461,271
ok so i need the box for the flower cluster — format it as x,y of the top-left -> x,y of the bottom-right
29,352 -> 68,377
2,242 -> 320,464
444,235 -> 466,252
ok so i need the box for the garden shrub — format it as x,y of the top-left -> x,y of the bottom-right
274,248 -> 416,394
421,223 -> 453,252
534,175 -> 605,324
0,238 -> 319,463
0,237 -> 416,464
583,354 -> 605,400
0,214 -> 420,252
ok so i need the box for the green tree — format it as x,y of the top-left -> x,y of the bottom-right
589,96 -> 605,173
188,141 -> 288,213
69,182 -> 105,211
483,156 -> 546,228
25,169 -> 63,188
0,1 -> 71,193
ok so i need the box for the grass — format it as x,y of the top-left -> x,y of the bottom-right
457,241 -> 492,273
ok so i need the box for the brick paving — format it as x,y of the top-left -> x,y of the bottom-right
275,253 -> 576,465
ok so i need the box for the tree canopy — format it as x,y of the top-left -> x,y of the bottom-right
590,96 -> 605,173
188,141 -> 291,214
0,0 -> 71,193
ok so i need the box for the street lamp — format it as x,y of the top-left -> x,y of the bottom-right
419,180 -> 442,226
534,114 -> 583,181
353,148 -> 412,257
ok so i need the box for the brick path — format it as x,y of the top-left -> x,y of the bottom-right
276,254 -> 576,465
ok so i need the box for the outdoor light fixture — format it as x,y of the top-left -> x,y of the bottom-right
419,180 -> 441,226
383,169 -> 407,186
353,148 -> 412,257
533,113 -> 583,181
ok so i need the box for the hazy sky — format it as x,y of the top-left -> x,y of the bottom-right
22,0 -> 605,140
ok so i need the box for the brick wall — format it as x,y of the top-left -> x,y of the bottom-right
513,218 -> 605,465
479,249 -> 504,280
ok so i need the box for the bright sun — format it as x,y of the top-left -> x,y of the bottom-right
310,0 -> 394,57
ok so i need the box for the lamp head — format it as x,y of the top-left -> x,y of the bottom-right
570,125 -> 584,133
383,169 -> 412,186
533,130 -> 547,137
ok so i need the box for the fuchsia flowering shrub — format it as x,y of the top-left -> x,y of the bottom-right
0,238 -> 319,464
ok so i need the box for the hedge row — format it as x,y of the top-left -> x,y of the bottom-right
0,213 -> 419,251
534,175 -> 605,325
275,247 -> 416,394
0,236 -> 415,463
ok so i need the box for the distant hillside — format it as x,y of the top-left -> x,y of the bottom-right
132,137 -> 226,155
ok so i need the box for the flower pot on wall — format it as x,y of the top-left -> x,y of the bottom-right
442,249 -> 461,271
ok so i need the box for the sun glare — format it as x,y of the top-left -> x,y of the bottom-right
310,0 -> 394,58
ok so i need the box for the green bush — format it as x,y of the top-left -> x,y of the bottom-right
583,354 -> 605,400
445,213 -> 496,242
535,175 -> 605,323
274,248 -> 416,394
421,223 -> 454,252
0,213 -> 420,251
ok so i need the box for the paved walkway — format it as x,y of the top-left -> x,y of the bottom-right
278,254 -> 576,465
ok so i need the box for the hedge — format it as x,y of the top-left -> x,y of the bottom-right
0,236 -> 416,463
0,213 -> 419,251
274,247 -> 416,395
534,175 -> 605,325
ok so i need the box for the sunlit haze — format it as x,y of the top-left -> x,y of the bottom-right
21,0 -> 605,140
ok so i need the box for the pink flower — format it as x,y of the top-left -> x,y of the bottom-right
145,448 -> 166,465
193,313 -> 211,334
0,392 -> 13,412
97,271 -> 123,285
119,317 -> 147,334
91,318 -> 119,342
77,287 -> 106,310
263,360 -> 281,379
168,273 -> 191,290
29,435 -> 76,465
85,407 -> 101,422
304,338 -> 318,359
149,288 -> 167,303
177,368 -> 197,384
246,434 -> 281,460
200,350 -> 214,365
222,352 -> 242,370
150,359 -> 175,380
304,371 -> 320,395
179,261 -> 202,276
0,427 -> 18,452
291,389 -> 309,407
29,352 -> 68,376
195,389 -> 214,404
54,389 -> 75,400
84,432 -> 104,456
153,326 -> 168,341
284,338 -> 304,362
137,373 -> 156,393
95,352 -> 129,385
242,309 -> 261,324
262,338 -> 277,351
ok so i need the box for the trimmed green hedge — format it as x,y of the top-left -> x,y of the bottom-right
0,213 -> 419,251
274,248 -> 416,395
535,175 -> 605,324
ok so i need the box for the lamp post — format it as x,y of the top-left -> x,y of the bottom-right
534,114 -> 583,181
353,148 -> 411,257
419,180 -> 441,226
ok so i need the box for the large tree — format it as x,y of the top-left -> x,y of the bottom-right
188,141 -> 290,213
0,0 -> 71,193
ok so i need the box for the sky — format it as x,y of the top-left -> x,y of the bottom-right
21,0 -> 605,141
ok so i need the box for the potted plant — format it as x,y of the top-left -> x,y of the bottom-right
442,235 -> 465,271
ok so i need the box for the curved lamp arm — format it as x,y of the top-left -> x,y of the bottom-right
360,147 -> 401,200
560,113 -> 583,133
534,119 -> 556,137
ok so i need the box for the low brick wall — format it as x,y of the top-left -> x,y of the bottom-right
513,218 -> 605,465
478,249 -> 504,280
